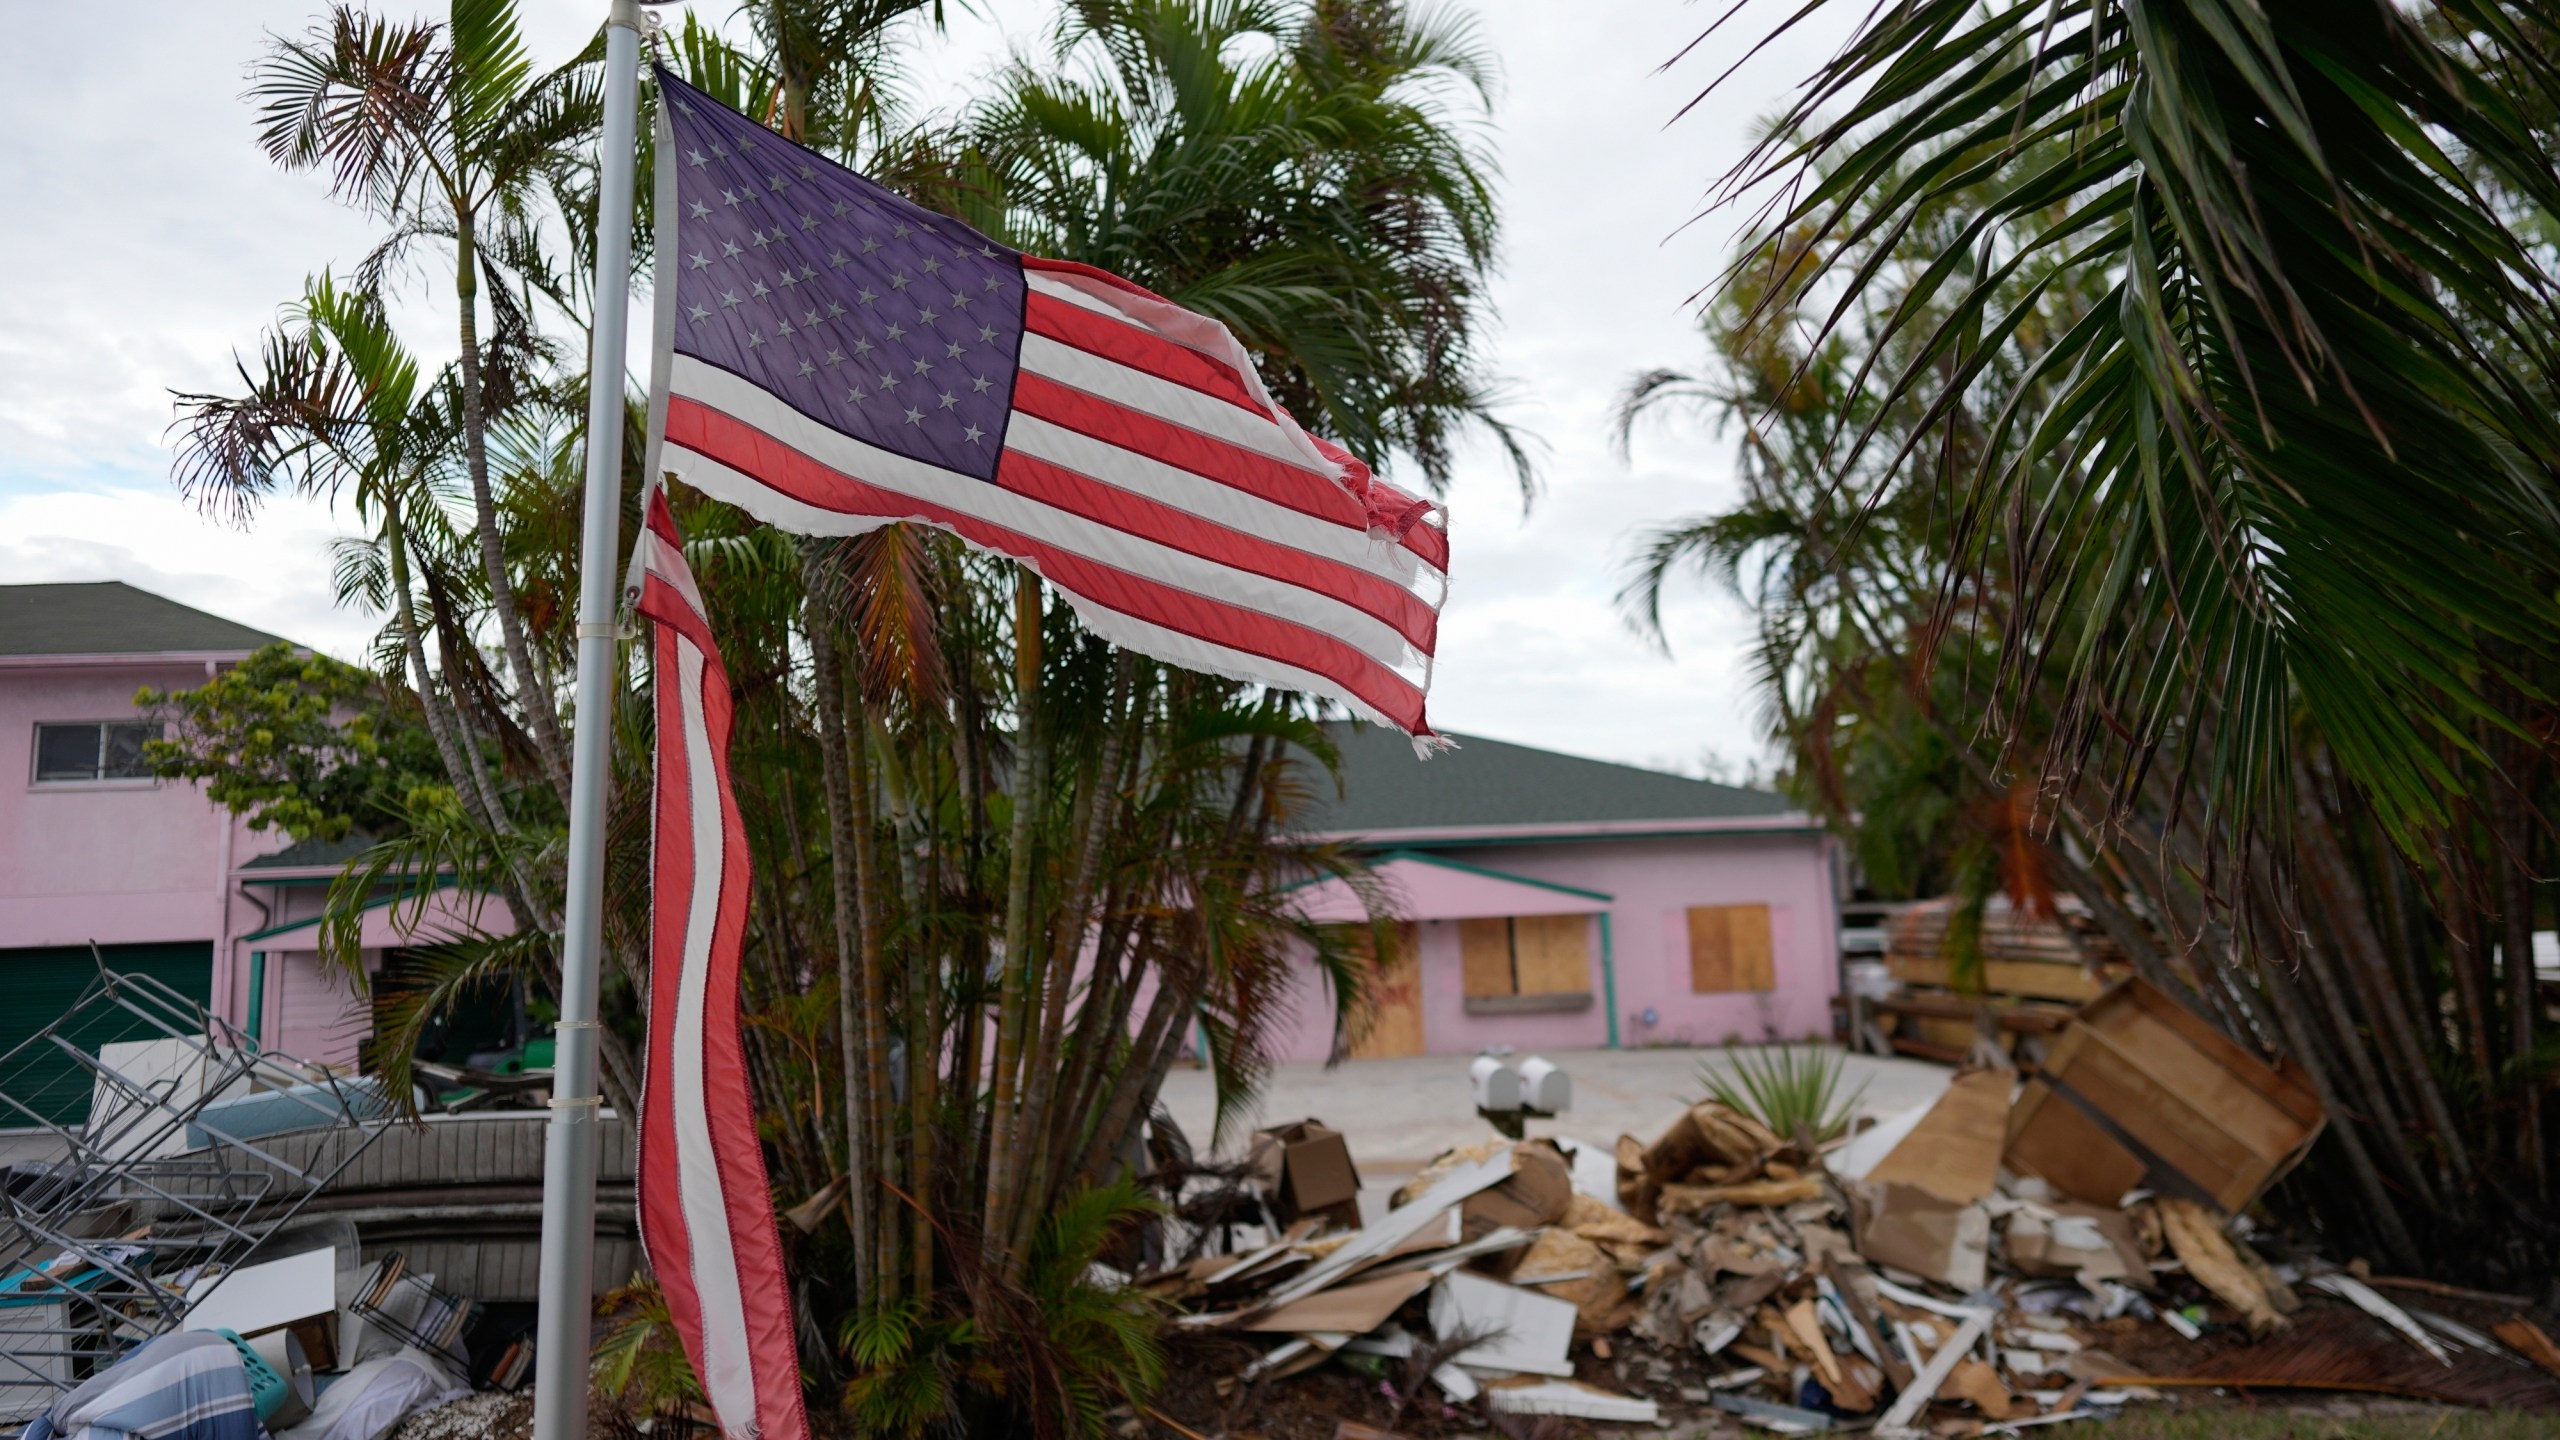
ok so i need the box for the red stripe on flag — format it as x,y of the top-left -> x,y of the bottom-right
638,616 -> 702,1380
996,448 -> 1437,652
694,650 -> 803,1440
1022,253 -> 1179,308
667,398 -> 1432,732
637,537 -> 812,1440
1010,372 -> 1451,573
1023,292 -> 1264,415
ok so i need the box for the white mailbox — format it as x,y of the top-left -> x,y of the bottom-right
1516,1056 -> 1571,1115
1469,1055 -> 1523,1113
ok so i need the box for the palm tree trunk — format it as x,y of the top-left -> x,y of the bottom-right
2488,748 -> 2546,1200
981,571 -> 1048,1277
451,212 -> 570,798
806,604 -> 876,1304
1076,956 -> 1201,1191
386,516 -> 493,830
2437,847 -> 2502,1104
842,696 -> 901,1301
1009,653 -> 1136,1251
2254,947 -> 2425,1271
2297,783 -> 2473,1190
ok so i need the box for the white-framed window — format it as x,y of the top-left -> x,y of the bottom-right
32,721 -> 162,784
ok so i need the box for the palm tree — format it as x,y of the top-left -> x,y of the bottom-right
1648,1 -> 2560,1273
251,0 -> 604,799
972,0 -> 1532,493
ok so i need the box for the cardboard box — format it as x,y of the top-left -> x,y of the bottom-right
1248,1120 -> 1363,1228
1863,1069 -> 2011,1205
2004,979 -> 2325,1211
1850,1181 -> 1989,1292
1461,1140 -> 1573,1255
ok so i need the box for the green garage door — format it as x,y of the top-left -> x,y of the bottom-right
0,943 -> 214,1128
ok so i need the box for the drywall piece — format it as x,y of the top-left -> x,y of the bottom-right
1483,1378 -> 1658,1422
1341,1325 -> 1415,1359
1428,1271 -> 1576,1378
2307,1273 -> 2453,1367
1429,1364 -> 1479,1402
1252,1154 -> 1512,1311
1244,1270 -> 1431,1336
1852,1182 -> 1989,1291
182,1247 -> 338,1338
1874,1309 -> 1994,1438
1361,1226 -> 1536,1282
1864,1069 -> 2012,1204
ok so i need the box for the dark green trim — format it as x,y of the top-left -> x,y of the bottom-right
1368,848 -> 1616,902
1599,912 -> 1619,1049
1350,824 -> 1821,851
245,951 -> 266,1042
236,881 -> 453,944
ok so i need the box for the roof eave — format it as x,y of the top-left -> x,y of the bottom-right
0,649 -> 263,671
1308,813 -> 1826,847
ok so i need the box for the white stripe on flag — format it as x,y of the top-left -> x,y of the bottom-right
673,637 -> 758,1431
667,358 -> 1429,671
668,446 -> 1366,716
1017,333 -> 1322,471
1001,412 -> 1428,585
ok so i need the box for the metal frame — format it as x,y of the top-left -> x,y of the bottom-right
0,964 -> 388,1418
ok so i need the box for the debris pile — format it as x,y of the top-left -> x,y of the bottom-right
0,974 -> 539,1440
1156,981 -> 2560,1435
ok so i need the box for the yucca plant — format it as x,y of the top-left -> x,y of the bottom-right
1698,1045 -> 1868,1148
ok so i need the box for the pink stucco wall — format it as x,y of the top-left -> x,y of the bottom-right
5,656 -> 514,1071
1264,830 -> 1841,1062
0,658 -> 294,972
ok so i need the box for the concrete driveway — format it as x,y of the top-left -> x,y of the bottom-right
1157,1044 -> 1953,1181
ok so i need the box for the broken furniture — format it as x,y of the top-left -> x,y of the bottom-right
1867,897 -> 2128,1064
2004,977 -> 2325,1211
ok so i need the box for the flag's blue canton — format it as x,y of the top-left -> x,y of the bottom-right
661,70 -> 1025,483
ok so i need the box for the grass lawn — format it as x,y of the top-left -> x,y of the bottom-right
2094,1405 -> 2553,1439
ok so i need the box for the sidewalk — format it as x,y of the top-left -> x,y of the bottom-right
1156,1043 -> 1953,1178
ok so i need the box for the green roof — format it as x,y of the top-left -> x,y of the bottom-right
0,582 -> 288,658
239,832 -> 379,875
1294,721 -> 1799,838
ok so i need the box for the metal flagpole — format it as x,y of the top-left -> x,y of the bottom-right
532,2 -> 644,1438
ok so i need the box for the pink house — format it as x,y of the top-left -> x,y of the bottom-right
1270,723 -> 1841,1062
0,582 -> 504,1119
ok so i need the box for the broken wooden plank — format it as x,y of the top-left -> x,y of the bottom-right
1874,1308 -> 1993,1438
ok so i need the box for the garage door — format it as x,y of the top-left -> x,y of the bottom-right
0,943 -> 214,1128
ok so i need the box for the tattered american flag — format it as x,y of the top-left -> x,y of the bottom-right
627,484 -> 808,1440
644,67 -> 1450,739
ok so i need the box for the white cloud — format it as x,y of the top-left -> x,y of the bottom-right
0,487 -> 379,659
0,0 -> 1847,774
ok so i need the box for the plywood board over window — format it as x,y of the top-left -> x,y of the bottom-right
1458,915 -> 1592,1014
1331,922 -> 1425,1059
1687,904 -> 1775,993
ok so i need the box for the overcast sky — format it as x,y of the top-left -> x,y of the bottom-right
0,0 -> 1846,778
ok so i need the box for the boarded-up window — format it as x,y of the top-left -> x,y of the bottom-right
1688,904 -> 1775,993
1458,916 -> 1591,997
1329,923 -> 1425,1059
